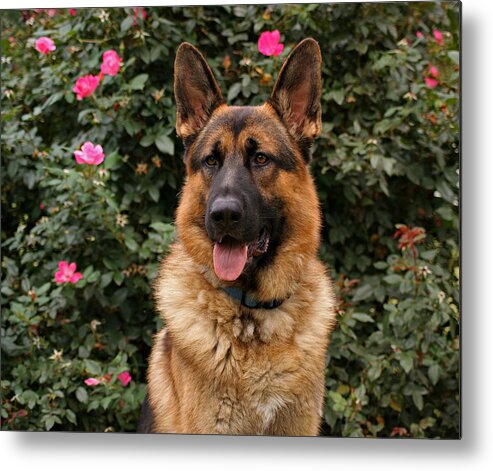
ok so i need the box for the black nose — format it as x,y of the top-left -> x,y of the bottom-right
209,196 -> 243,230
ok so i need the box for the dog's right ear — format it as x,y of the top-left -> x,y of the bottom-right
174,43 -> 224,143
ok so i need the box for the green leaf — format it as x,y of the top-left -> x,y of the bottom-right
125,238 -> 138,252
436,206 -> 454,222
448,51 -> 459,65
104,151 -> 121,170
150,222 -> 173,232
149,186 -> 160,203
78,346 -> 90,359
113,271 -> 125,286
140,134 -> 155,147
75,387 -> 88,404
384,274 -> 401,285
36,282 -> 51,296
65,409 -> 77,425
436,180 -> 455,203
227,83 -> 242,101
84,359 -> 101,375
412,391 -> 423,410
352,312 -> 374,323
86,270 -> 100,283
428,364 -> 440,385
399,355 -> 413,374
331,89 -> 345,105
45,416 -> 56,431
120,15 -> 134,33
100,272 -> 113,289
419,417 -> 436,430
129,73 -> 149,90
101,396 -> 113,410
420,250 -> 436,261
367,364 -> 382,381
111,288 -> 128,305
353,119 -> 361,134
353,284 -> 373,302
374,261 -> 387,270
21,390 -> 38,409
155,134 -> 174,155
228,33 -> 248,45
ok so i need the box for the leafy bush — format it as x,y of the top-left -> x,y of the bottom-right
1,3 -> 459,436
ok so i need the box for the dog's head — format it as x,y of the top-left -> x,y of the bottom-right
174,39 -> 323,293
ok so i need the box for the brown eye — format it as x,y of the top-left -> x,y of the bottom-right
204,155 -> 218,167
254,153 -> 269,166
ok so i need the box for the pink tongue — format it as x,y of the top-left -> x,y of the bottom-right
213,240 -> 248,281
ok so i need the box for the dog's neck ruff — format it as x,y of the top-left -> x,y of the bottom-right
222,286 -> 284,310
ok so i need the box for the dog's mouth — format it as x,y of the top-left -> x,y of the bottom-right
212,228 -> 270,281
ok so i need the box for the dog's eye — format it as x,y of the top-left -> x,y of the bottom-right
204,155 -> 218,167
254,153 -> 269,166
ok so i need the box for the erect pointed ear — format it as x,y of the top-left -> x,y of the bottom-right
267,38 -> 322,163
174,43 -> 224,143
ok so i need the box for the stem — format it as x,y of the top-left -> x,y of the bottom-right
78,38 -> 109,44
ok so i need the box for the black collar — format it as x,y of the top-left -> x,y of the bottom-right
222,286 -> 284,310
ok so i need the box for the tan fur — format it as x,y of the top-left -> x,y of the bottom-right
146,38 -> 337,436
149,245 -> 336,435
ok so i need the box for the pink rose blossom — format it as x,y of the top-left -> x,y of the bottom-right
40,203 -> 45,210
74,141 -> 105,165
100,50 -> 122,76
34,9 -> 57,17
35,37 -> 56,55
54,261 -> 83,284
429,66 -> 439,78
433,29 -> 444,45
72,74 -> 100,100
69,9 -> 77,16
117,371 -> 132,387
84,378 -> 100,386
425,77 -> 438,89
258,30 -> 284,57
132,7 -> 147,25
416,31 -> 424,39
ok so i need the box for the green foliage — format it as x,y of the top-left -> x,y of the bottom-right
1,3 -> 459,436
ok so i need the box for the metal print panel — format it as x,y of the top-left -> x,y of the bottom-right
1,2 -> 460,438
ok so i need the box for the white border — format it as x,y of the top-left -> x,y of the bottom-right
3,0 -> 493,470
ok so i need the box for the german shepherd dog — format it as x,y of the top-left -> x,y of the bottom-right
139,38 -> 337,436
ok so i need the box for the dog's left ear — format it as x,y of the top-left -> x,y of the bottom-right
267,38 -> 322,163
174,43 -> 224,143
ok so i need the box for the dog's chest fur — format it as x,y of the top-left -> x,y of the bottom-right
209,309 -> 299,433
149,246 -> 335,435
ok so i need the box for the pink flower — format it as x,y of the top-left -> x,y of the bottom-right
258,30 -> 284,57
72,74 -> 100,100
100,50 -> 122,76
54,261 -> 83,284
117,371 -> 132,387
416,31 -> 424,39
34,9 -> 57,17
40,203 -> 45,210
433,29 -> 444,45
132,7 -> 147,25
69,9 -> 77,16
84,378 -> 100,386
35,37 -> 56,55
429,66 -> 439,78
74,141 -> 105,165
425,77 -> 438,89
